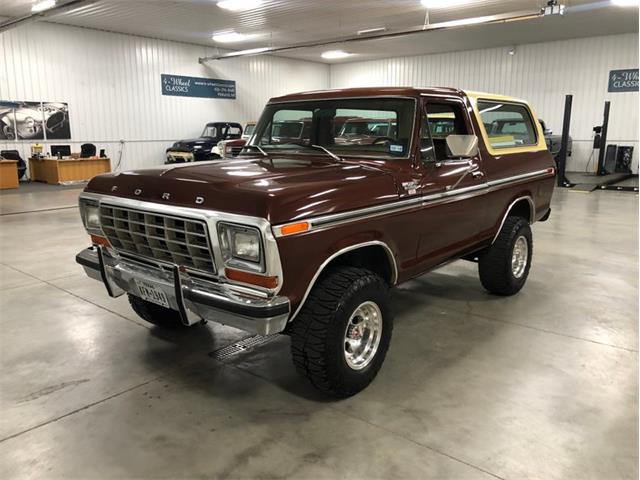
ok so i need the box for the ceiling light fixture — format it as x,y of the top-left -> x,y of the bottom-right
321,50 -> 352,59
224,47 -> 270,57
217,0 -> 263,11
212,31 -> 254,43
357,27 -> 387,35
421,0 -> 472,9
610,0 -> 639,6
31,0 -> 56,13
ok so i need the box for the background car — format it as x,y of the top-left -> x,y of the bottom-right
165,122 -> 243,164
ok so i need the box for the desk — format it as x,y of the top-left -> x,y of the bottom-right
0,160 -> 19,189
29,157 -> 111,184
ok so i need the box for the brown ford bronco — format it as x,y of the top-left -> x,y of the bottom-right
76,87 -> 555,397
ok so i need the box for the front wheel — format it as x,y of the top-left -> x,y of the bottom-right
478,216 -> 533,296
289,266 -> 393,397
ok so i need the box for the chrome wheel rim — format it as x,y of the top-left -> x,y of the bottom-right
344,301 -> 383,371
512,236 -> 528,279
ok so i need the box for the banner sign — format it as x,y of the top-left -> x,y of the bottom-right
161,74 -> 236,99
608,69 -> 639,93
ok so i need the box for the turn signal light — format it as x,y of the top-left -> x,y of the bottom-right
225,268 -> 279,289
90,234 -> 110,247
279,221 -> 309,236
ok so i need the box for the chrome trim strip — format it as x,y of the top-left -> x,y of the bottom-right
79,192 -> 284,296
487,169 -> 550,187
287,240 -> 398,323
275,169 -> 551,236
491,195 -> 535,244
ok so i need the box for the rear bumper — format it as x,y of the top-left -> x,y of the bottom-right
76,246 -> 290,335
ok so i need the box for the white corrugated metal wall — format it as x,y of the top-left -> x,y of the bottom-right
2,21 -> 637,174
0,21 -> 329,171
330,33 -> 640,172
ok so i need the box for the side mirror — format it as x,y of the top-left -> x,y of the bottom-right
446,134 -> 479,158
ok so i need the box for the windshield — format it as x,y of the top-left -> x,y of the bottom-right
250,97 -> 415,158
244,123 -> 256,136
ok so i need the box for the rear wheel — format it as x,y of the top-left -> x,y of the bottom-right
478,216 -> 532,296
290,266 -> 393,397
128,294 -> 189,328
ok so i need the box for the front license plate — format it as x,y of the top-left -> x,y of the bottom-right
135,279 -> 170,308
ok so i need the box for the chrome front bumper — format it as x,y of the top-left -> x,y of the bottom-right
76,246 -> 290,335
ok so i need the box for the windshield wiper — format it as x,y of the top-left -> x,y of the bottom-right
241,144 -> 268,157
311,144 -> 342,162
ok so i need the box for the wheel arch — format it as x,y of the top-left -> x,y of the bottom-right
492,195 -> 535,244
288,240 -> 397,323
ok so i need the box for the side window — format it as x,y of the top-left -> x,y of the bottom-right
477,100 -> 537,149
421,101 -> 469,161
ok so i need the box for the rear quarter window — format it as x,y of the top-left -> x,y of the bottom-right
477,100 -> 537,149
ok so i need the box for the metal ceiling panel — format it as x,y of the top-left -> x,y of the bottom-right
0,0 -> 637,62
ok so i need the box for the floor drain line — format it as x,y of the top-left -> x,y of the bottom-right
209,334 -> 278,360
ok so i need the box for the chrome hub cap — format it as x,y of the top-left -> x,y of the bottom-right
511,235 -> 528,279
344,301 -> 383,371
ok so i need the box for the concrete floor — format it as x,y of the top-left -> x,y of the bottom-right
0,184 -> 637,479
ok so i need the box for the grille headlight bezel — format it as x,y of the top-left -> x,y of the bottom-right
217,222 -> 264,273
79,198 -> 102,235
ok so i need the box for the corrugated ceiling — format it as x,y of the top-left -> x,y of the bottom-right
1,0 -> 638,62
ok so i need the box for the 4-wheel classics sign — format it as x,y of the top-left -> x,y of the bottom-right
161,74 -> 236,99
608,69 -> 639,93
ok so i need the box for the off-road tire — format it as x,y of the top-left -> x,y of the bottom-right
478,216 -> 533,296
128,294 -> 188,328
290,266 -> 393,397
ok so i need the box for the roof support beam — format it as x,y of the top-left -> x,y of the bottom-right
198,9 -> 544,63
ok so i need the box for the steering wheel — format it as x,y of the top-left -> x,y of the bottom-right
372,137 -> 395,145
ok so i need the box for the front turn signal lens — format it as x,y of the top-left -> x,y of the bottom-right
90,234 -> 110,247
279,221 -> 309,236
225,268 -> 278,289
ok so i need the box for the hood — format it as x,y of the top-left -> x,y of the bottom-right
86,155 -> 400,224
170,138 -> 216,150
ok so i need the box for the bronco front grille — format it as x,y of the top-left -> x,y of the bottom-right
99,205 -> 216,275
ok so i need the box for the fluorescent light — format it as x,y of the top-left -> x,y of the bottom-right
611,0 -> 639,6
217,0 -> 262,11
224,47 -> 270,57
357,27 -> 387,35
212,31 -> 255,43
31,0 -> 56,12
421,0 -> 471,8
321,50 -> 352,59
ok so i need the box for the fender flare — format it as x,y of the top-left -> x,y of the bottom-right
287,240 -> 397,323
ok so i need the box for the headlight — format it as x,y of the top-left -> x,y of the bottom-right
218,222 -> 263,272
79,198 -> 102,235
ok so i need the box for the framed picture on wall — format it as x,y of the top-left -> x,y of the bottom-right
42,102 -> 71,139
14,101 -> 45,140
0,101 -> 19,140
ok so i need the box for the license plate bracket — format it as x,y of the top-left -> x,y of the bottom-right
135,279 -> 170,308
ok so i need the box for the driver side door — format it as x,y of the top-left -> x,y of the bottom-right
413,96 -> 489,269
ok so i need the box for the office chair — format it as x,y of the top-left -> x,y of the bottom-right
80,143 -> 97,158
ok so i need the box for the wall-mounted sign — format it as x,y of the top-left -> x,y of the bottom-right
161,74 -> 236,99
608,69 -> 639,93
